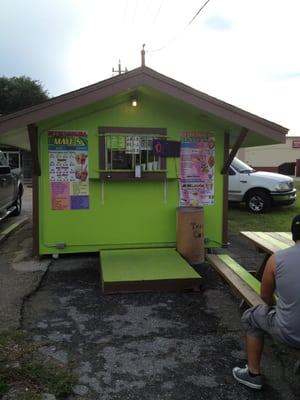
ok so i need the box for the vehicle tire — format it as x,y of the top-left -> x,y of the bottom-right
245,190 -> 272,213
10,191 -> 22,216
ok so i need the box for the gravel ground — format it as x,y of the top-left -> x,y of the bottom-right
21,254 -> 300,400
1,188 -> 299,399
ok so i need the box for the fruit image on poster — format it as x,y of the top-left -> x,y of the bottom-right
48,131 -> 89,210
180,132 -> 215,206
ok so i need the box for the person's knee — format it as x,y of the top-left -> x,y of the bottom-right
241,306 -> 266,337
241,308 -> 251,324
241,308 -> 253,331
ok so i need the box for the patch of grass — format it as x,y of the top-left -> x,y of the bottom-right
0,377 -> 9,395
0,330 -> 33,364
19,362 -> 75,397
16,392 -> 41,400
228,182 -> 300,234
0,330 -> 76,399
0,329 -> 28,345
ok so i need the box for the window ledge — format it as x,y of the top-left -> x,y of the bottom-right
99,171 -> 167,181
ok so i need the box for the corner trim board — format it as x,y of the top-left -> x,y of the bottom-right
27,124 -> 40,257
221,127 -> 248,174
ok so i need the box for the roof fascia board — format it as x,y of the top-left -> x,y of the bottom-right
141,69 -> 287,142
0,66 -> 288,143
0,68 -> 143,120
0,71 -> 144,134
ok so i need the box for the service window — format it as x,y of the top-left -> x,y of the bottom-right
99,127 -> 167,181
105,135 -> 162,170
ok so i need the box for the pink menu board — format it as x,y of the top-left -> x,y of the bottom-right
180,132 -> 215,206
48,131 -> 89,210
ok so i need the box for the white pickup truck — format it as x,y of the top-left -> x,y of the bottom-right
229,157 -> 297,213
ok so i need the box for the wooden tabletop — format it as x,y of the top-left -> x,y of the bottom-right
240,231 -> 293,254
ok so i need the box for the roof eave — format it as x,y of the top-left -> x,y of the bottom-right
0,66 -> 288,143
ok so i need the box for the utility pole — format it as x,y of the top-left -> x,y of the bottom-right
141,44 -> 146,67
112,60 -> 128,76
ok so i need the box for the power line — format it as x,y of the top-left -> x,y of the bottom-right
186,0 -> 211,28
144,0 -> 165,49
122,0 -> 129,22
152,0 -> 165,25
131,0 -> 139,25
148,0 -> 212,53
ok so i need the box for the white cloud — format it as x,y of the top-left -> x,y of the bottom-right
1,0 -> 300,134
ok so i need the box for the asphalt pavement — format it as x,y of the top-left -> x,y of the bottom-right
0,188 -> 299,399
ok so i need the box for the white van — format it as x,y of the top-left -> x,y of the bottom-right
228,158 -> 296,213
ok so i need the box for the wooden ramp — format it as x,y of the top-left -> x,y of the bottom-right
100,248 -> 202,294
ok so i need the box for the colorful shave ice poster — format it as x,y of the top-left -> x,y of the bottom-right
180,180 -> 214,206
180,132 -> 215,206
48,131 -> 89,210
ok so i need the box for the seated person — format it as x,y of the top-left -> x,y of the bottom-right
233,215 -> 300,389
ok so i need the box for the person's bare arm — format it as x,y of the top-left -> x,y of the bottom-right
260,254 -> 276,305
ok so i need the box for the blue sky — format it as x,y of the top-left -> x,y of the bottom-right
1,0 -> 299,135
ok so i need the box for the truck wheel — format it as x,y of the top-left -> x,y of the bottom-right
246,190 -> 271,213
10,191 -> 22,216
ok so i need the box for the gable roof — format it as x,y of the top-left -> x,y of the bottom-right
0,66 -> 288,146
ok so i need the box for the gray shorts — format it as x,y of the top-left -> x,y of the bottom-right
241,304 -> 288,344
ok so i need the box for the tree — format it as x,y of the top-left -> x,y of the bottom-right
0,76 -> 49,115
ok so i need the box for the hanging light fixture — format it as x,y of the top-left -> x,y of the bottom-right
130,93 -> 138,107
131,97 -> 138,107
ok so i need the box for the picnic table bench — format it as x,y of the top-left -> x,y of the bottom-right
206,254 -> 265,307
206,231 -> 295,306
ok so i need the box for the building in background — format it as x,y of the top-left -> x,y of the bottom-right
237,136 -> 300,175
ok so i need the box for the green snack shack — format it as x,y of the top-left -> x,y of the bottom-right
0,65 -> 288,293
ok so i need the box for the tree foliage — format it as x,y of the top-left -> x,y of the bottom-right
0,76 -> 49,115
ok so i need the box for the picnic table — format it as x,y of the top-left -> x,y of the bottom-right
206,231 -> 294,307
207,234 -> 300,372
240,231 -> 294,279
237,231 -> 300,372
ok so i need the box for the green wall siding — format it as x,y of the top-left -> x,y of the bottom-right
38,90 -> 225,255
